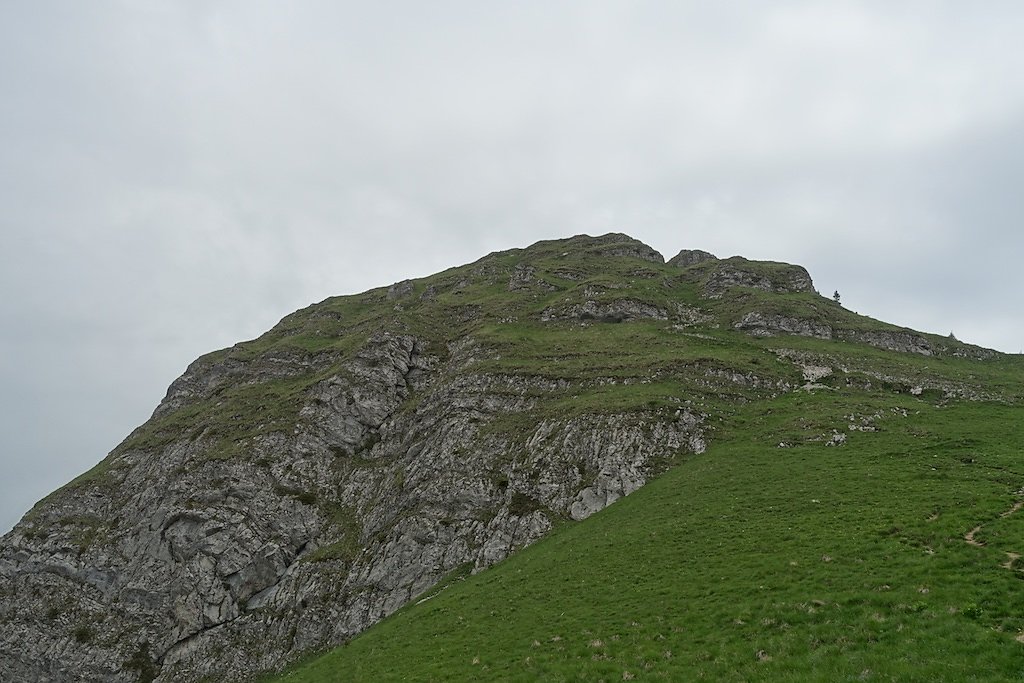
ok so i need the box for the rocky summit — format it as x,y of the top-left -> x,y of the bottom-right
0,234 -> 1006,682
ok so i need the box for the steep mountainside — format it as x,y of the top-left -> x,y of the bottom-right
0,234 -> 1014,682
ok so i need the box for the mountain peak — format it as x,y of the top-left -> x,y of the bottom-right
667,248 -> 718,268
504,232 -> 665,264
0,233 -> 1008,683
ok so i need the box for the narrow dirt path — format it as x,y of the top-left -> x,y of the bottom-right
964,498 -> 1024,559
969,498 -> 1024,645
1001,501 -> 1024,518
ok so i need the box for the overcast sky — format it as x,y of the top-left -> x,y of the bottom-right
2,1 -> 1023,534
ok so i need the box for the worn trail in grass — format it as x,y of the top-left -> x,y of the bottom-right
271,393 -> 1024,682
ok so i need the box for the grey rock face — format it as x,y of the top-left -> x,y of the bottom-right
702,261 -> 815,298
387,280 -> 415,300
667,249 -> 718,268
734,312 -> 834,339
842,330 -> 933,356
0,329 -> 704,683
734,314 -> 934,356
540,299 -> 669,323
603,244 -> 664,263
508,264 -> 536,290
508,264 -> 556,292
579,233 -> 665,263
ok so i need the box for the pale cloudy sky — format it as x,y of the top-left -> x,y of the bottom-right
2,1 -> 1023,533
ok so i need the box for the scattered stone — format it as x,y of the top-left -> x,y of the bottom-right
826,432 -> 847,446
508,264 -> 536,290
842,330 -> 933,356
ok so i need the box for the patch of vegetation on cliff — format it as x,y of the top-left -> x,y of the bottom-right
120,375 -> 316,461
304,504 -> 362,565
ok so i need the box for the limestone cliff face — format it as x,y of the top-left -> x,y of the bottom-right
0,233 -> 998,682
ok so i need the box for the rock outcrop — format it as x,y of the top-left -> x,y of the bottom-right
700,258 -> 815,298
540,299 -> 668,323
734,312 -> 833,339
589,234 -> 665,263
667,249 -> 717,268
734,312 -> 935,356
842,330 -> 933,356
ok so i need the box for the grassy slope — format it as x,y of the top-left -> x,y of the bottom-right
271,389 -> 1024,682
251,238 -> 1024,682
276,393 -> 1024,679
